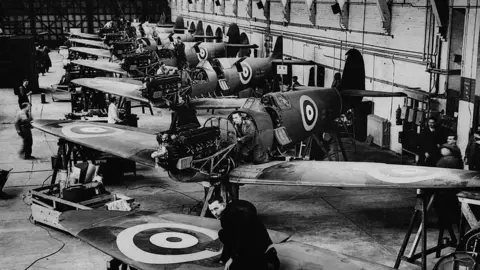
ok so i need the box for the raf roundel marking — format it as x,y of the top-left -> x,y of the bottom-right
299,95 -> 318,132
368,166 -> 445,184
61,124 -> 124,139
239,62 -> 253,85
197,47 -> 208,61
116,223 -> 221,264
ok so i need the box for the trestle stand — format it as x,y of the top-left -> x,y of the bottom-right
394,189 -> 458,270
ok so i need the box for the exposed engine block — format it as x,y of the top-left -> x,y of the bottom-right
121,51 -> 157,73
155,126 -> 221,170
111,40 -> 136,57
103,32 -> 125,46
140,75 -> 182,107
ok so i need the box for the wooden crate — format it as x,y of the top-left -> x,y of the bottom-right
30,184 -> 116,232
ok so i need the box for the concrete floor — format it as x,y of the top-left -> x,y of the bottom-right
0,51 -> 457,270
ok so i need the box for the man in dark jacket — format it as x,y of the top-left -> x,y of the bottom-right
174,37 -> 186,69
231,112 -> 268,164
436,143 -> 463,169
208,196 -> 278,270
417,117 -> 444,166
465,127 -> 480,171
17,79 -> 31,109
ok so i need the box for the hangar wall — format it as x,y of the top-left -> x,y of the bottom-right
0,0 -> 169,44
172,0 -> 480,155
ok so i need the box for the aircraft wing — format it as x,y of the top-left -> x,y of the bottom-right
69,47 -> 111,58
341,89 -> 407,98
69,38 -> 108,49
68,32 -> 102,41
229,160 -> 480,189
224,44 -> 259,49
58,210 -> 395,270
271,59 -> 316,65
190,98 -> 248,109
71,78 -> 148,103
91,77 -> 143,85
32,120 -> 158,167
71,59 -> 129,76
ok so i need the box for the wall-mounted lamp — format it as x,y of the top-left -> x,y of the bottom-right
331,2 -> 341,14
257,1 -> 264,9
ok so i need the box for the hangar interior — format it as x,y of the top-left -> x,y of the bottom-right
1,0 -> 480,270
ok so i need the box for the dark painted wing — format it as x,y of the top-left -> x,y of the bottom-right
71,78 -> 149,103
341,89 -> 407,97
229,161 -> 480,188
69,47 -> 111,58
58,210 -> 291,270
275,241 -> 396,270
271,59 -> 316,65
32,120 -> 158,167
69,38 -> 108,49
71,59 -> 128,75
58,210 -> 395,270
190,98 -> 247,109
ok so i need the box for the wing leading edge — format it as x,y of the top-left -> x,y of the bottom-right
71,59 -> 128,75
229,161 -> 480,189
32,119 -> 158,167
71,78 -> 149,103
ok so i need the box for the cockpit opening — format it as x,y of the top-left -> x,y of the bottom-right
209,58 -> 225,79
191,68 -> 209,84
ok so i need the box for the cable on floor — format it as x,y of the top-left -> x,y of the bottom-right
24,215 -> 65,270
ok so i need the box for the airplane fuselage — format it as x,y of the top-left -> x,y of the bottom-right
235,88 -> 343,151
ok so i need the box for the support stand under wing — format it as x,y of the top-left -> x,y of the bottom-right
394,189 -> 457,270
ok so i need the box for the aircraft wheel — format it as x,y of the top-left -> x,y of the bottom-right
456,223 -> 480,253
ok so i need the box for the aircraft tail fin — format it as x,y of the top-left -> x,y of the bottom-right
335,49 -> 368,111
337,49 -> 406,111
173,16 -> 185,34
226,23 -> 241,57
271,36 -> 283,59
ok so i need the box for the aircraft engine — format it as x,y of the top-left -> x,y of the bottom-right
155,127 -> 221,173
103,32 -> 125,46
111,40 -> 137,58
140,75 -> 183,107
121,51 -> 159,76
98,27 -> 117,38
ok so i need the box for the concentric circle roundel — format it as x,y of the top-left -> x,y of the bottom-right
197,47 -> 208,61
116,223 -> 221,264
368,166 -> 445,184
239,62 -> 252,85
61,124 -> 124,139
299,95 -> 318,131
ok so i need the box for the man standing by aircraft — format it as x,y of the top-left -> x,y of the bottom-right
417,117 -> 444,166
16,79 -> 31,109
15,102 -> 34,159
107,96 -> 123,124
125,20 -> 137,38
231,112 -> 269,164
174,37 -> 186,69
208,195 -> 279,270
287,76 -> 302,91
